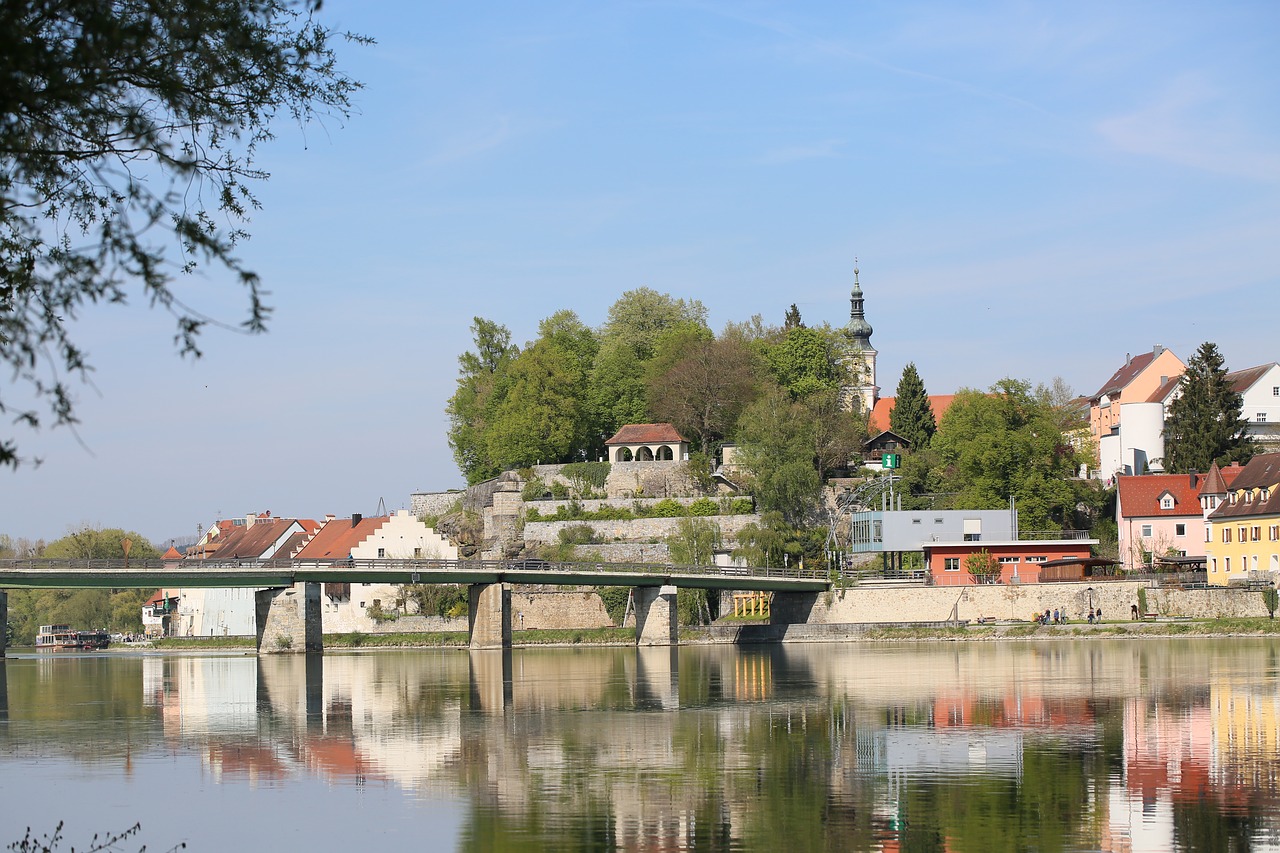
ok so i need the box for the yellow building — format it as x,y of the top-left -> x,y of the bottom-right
1204,452 -> 1280,586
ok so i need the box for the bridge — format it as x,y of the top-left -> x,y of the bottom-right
0,557 -> 829,654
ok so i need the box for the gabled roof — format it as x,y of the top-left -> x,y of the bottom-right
194,518 -> 299,560
293,515 -> 390,560
1147,375 -> 1181,404
270,531 -> 311,560
868,395 -> 955,434
1092,350 -> 1161,401
161,545 -> 182,560
1200,461 -> 1242,496
605,423 -> 686,445
1226,363 -> 1280,394
1207,453 -> 1280,521
144,589 -> 177,606
862,429 -> 910,450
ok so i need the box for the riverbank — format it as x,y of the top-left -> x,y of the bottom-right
126,617 -> 1280,652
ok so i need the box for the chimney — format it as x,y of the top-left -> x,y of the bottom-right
1190,471 -> 1197,488
352,513 -> 362,527
1125,352 -> 1131,366
245,514 -> 255,528
1153,344 -> 1164,357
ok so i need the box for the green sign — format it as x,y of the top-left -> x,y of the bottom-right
882,453 -> 900,470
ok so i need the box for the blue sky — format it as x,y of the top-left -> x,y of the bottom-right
6,0 -> 1279,545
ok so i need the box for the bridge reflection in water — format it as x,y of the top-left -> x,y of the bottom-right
4,641 -> 1280,851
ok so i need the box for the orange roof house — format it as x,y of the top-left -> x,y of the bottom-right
868,395 -> 957,435
1115,462 -> 1243,571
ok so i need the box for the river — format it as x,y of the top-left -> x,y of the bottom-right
1,639 -> 1278,851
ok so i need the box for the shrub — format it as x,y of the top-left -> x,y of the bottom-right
549,480 -> 570,500
558,524 -> 600,546
407,583 -> 469,617
730,497 -> 755,515
598,587 -> 631,624
688,497 -> 719,516
521,477 -> 548,501
562,461 -> 610,491
525,507 -> 543,522
651,498 -> 688,518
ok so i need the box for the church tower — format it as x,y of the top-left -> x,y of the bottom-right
840,264 -> 879,414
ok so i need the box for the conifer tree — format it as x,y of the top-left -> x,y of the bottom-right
1163,342 -> 1255,473
889,362 -> 936,449
783,304 -> 804,330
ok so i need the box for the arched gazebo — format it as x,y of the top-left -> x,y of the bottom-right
605,423 -> 689,464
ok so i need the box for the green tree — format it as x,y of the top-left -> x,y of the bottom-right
889,362 -> 936,449
735,389 -> 823,525
931,379 -> 1090,532
783,304 -> 804,330
484,339 -> 586,470
1163,342 -> 1255,473
666,517 -> 722,566
447,317 -> 519,483
589,288 -> 708,439
758,325 -> 844,399
1,0 -> 367,467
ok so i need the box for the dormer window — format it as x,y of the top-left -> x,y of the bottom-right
1159,493 -> 1175,510
1245,491 -> 1252,504
1263,489 -> 1271,502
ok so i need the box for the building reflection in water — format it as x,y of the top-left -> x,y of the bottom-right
107,640 -> 1280,851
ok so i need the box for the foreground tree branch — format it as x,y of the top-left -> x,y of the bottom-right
0,0 -> 370,466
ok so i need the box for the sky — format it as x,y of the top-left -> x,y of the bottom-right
5,0 -> 1280,546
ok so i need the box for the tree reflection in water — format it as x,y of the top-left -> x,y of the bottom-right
2,639 -> 1278,852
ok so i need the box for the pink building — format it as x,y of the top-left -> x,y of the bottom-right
1115,463 -> 1242,572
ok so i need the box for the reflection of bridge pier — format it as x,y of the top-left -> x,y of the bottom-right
0,590 -> 7,656
468,649 -> 513,713
0,658 -> 7,721
635,647 -> 679,709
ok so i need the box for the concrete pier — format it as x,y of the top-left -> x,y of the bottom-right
634,585 -> 678,646
255,583 -> 322,654
468,582 -> 512,650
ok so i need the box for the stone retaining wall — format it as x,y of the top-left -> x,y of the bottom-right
525,495 -> 747,516
573,543 -> 672,563
523,514 -> 762,546
410,491 -> 465,519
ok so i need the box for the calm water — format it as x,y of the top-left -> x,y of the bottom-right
2,639 -> 1279,852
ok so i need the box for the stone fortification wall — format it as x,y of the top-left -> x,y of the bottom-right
511,587 -> 615,629
523,514 -> 763,546
804,581 -> 1146,625
526,495 -> 746,516
606,461 -> 698,499
573,543 -> 671,563
411,491 -> 465,519
775,581 -> 1274,625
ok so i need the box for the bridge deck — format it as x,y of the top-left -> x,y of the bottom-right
0,558 -> 829,593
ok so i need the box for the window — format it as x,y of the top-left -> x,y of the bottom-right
1026,556 -> 1047,563
1225,557 -> 1231,573
1252,526 -> 1262,541
1141,524 -> 1153,538
1240,526 -> 1249,543
414,547 -> 423,558
1274,386 -> 1280,396
1259,413 -> 1268,423
1175,523 -> 1186,536
1206,525 -> 1212,543
944,558 -> 961,571
1160,495 -> 1174,510
1270,525 -> 1279,541
1272,554 -> 1279,571
912,518 -> 922,525
999,556 -> 1019,564
1224,528 -> 1232,543
934,518 -> 944,524
1211,558 -> 1217,573
377,547 -> 386,558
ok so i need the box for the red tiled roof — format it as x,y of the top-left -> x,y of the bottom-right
192,519 -> 299,560
868,395 -> 955,434
270,531 -> 311,560
161,545 -> 182,560
605,423 -> 686,445
1118,473 -> 1208,519
293,515 -> 390,560
1146,375 -> 1181,404
1200,461 -> 1243,495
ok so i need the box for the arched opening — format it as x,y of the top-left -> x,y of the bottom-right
616,447 -> 634,462
638,447 -> 655,462
657,445 -> 674,461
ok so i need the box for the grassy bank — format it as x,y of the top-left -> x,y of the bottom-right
151,636 -> 256,650
864,617 -> 1280,641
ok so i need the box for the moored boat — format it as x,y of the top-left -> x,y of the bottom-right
35,624 -> 110,650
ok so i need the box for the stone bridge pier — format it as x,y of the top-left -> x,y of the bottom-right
469,582 -> 512,650
255,583 -> 323,654
634,585 -> 679,646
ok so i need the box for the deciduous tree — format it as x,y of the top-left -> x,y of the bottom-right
1,0 -> 367,466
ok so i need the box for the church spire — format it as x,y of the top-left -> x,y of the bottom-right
848,261 -> 873,349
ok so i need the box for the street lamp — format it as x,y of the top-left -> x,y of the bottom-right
1086,586 -> 1095,622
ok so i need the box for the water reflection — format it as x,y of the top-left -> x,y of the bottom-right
2,641 -> 1279,852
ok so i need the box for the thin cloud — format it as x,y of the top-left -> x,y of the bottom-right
756,138 -> 845,164
1097,75 -> 1280,182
